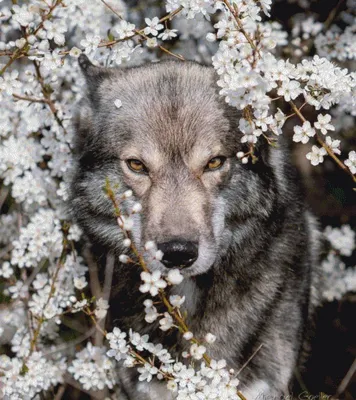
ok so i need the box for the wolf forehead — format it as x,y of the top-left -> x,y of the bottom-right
77,56 -> 240,154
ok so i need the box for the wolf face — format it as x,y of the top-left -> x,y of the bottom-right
71,55 -> 279,277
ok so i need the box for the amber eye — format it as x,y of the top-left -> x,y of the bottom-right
205,156 -> 226,171
126,159 -> 148,174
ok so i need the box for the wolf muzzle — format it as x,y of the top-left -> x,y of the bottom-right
157,240 -> 198,269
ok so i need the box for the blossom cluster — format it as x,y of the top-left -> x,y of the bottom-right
321,225 -> 356,302
206,1 -> 356,175
105,326 -> 240,399
0,0 -> 355,398
68,343 -> 117,391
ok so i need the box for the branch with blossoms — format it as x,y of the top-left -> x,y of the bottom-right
104,180 -> 207,355
201,0 -> 356,184
0,1 -> 184,73
0,0 -> 65,75
16,222 -> 72,372
100,0 -> 185,60
103,179 -> 248,400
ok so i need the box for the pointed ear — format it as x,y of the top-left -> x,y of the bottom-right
78,54 -> 112,98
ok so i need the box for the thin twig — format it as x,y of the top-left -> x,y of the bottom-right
43,326 -> 97,356
0,186 -> 10,211
60,314 -> 90,334
95,253 -> 115,346
324,0 -> 345,31
84,246 -> 102,301
54,384 -> 67,400
236,343 -> 263,375
0,243 -> 13,260
12,93 -> 49,104
333,357 -> 356,398
102,253 -> 115,301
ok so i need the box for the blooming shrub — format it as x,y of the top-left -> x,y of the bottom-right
0,0 -> 355,398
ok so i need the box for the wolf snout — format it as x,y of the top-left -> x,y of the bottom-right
157,240 -> 198,269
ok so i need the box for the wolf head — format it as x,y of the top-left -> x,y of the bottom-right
70,55 -> 290,277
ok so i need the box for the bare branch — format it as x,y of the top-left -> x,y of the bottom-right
95,253 -> 115,346
333,357 -> 356,398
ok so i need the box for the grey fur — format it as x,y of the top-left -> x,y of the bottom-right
70,55 -> 320,399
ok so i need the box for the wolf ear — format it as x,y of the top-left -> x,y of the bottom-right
78,54 -> 112,95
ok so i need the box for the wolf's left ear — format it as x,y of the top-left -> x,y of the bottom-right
78,54 -> 112,96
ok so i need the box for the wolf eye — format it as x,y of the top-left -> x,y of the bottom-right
126,159 -> 148,174
205,156 -> 226,171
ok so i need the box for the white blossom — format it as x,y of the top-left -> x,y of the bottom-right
132,202 -> 142,213
345,151 -> 356,174
118,215 -> 134,231
0,70 -> 21,97
119,254 -> 130,263
69,46 -> 82,58
325,136 -> 341,155
146,37 -> 158,48
139,270 -> 167,296
138,362 -> 158,382
324,225 -> 355,257
155,250 -> 164,261
114,99 -> 122,108
167,380 -> 178,392
205,332 -> 216,344
306,145 -> 328,166
314,114 -> 335,135
293,121 -> 316,144
123,238 -> 132,247
0,262 -> 13,279
80,34 -> 101,55
183,331 -> 194,340
277,80 -> 302,102
74,276 -> 88,290
42,20 -> 67,46
167,269 -> 184,285
159,312 -> 174,331
159,29 -> 178,40
95,298 -> 110,319
144,17 -> 164,36
170,295 -> 185,307
190,343 -> 206,360
144,303 -> 159,323
115,20 -> 136,39
129,330 -> 149,351
144,241 -> 156,251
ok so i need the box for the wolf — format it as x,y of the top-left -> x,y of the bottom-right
70,54 -> 320,399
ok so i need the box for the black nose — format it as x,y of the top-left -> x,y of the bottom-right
157,241 -> 198,269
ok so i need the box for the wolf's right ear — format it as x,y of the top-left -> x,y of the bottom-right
74,55 -> 111,154
78,54 -> 112,98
